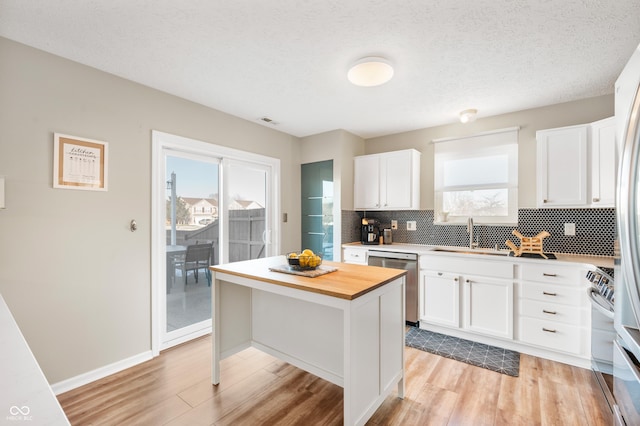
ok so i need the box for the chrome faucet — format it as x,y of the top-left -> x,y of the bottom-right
467,217 -> 478,249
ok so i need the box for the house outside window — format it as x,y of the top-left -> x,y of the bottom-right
434,127 -> 519,225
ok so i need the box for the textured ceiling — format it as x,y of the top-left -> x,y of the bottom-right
1,1 -> 639,138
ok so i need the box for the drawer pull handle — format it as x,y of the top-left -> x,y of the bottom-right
543,273 -> 557,277
542,309 -> 557,315
438,272 -> 443,276
542,327 -> 557,333
593,197 -> 600,202
543,291 -> 557,296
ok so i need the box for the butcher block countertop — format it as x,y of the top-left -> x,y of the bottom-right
210,255 -> 407,300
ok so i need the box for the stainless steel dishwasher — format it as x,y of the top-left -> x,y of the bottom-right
367,250 -> 419,326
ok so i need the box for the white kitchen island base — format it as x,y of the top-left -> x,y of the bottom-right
210,257 -> 406,426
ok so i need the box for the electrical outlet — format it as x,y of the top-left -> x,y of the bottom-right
564,223 -> 576,236
391,220 -> 398,230
407,221 -> 417,231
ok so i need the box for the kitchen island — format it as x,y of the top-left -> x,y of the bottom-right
210,256 -> 407,426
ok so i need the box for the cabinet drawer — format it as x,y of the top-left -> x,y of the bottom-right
343,248 -> 367,264
520,299 -> 587,326
520,317 -> 586,355
520,282 -> 586,307
520,263 -> 581,285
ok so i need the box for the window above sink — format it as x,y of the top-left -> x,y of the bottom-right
433,127 -> 519,225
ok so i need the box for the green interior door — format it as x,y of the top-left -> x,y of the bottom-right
301,160 -> 333,260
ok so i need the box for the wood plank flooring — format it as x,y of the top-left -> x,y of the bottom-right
58,335 -> 611,425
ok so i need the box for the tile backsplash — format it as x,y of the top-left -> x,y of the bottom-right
342,208 -> 615,257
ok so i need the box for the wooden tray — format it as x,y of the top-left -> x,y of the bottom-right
269,264 -> 338,278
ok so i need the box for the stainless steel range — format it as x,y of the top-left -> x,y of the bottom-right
586,268 -> 616,414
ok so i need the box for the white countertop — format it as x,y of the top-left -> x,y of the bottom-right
0,294 -> 70,425
342,242 -> 614,269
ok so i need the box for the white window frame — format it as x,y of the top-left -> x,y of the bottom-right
433,127 -> 519,225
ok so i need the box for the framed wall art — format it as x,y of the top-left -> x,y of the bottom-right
53,133 -> 108,191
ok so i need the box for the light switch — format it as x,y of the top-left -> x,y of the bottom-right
564,223 -> 576,236
407,221 -> 417,231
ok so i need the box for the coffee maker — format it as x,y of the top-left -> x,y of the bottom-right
361,218 -> 381,245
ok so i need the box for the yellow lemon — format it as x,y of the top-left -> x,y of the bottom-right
302,249 -> 314,256
288,252 -> 298,259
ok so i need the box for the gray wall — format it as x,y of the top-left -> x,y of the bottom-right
0,37 -> 300,384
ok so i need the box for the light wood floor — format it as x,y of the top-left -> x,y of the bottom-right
58,335 -> 611,425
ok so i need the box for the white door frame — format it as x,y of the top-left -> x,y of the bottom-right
151,130 -> 280,355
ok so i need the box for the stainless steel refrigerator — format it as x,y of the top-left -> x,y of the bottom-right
614,41 -> 640,426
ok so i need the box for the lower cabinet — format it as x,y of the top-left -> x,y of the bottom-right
518,263 -> 590,358
464,276 -> 513,339
420,271 -> 460,328
419,256 -> 514,340
419,253 -> 591,367
342,247 -> 368,264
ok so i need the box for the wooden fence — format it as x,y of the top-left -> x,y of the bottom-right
167,208 -> 266,265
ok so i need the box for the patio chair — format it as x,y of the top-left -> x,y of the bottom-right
176,243 -> 213,286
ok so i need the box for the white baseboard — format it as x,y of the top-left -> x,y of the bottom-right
51,350 -> 154,395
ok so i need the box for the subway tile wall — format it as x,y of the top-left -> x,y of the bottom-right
342,208 -> 615,256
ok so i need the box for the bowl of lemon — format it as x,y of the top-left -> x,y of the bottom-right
287,249 -> 323,271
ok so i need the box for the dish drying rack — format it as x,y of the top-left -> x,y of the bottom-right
506,230 -> 551,259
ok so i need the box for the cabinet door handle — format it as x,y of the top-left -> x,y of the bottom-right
453,277 -> 459,282
542,327 -> 557,333
593,197 -> 600,202
543,291 -> 557,296
465,279 -> 471,283
542,309 -> 557,315
543,273 -> 557,277
438,272 -> 443,276
543,199 -> 548,203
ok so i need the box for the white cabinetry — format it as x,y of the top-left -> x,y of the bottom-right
518,263 -> 589,358
420,270 -> 460,328
536,124 -> 589,207
590,117 -> 617,207
464,275 -> 513,339
342,246 -> 368,264
354,149 -> 420,210
536,117 -> 616,208
419,255 -> 513,339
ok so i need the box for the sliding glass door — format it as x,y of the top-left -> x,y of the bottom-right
164,153 -> 219,342
152,131 -> 279,352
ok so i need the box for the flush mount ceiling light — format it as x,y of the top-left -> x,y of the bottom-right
459,109 -> 478,123
347,57 -> 394,87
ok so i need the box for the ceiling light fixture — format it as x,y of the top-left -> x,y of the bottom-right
459,109 -> 478,123
348,57 -> 394,87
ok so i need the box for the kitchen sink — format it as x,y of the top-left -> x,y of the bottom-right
430,247 -> 511,257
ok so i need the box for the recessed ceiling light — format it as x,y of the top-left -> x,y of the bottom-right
459,109 -> 478,123
348,57 -> 394,87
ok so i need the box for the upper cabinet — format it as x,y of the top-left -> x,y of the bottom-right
537,124 -> 589,207
354,149 -> 421,210
590,117 -> 616,207
536,117 -> 616,208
